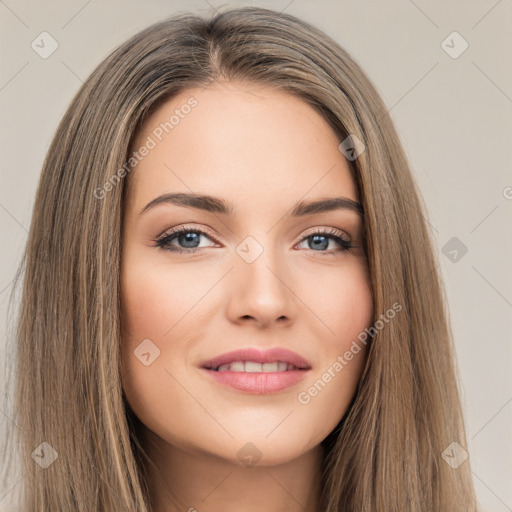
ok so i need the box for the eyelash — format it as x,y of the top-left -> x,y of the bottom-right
154,224 -> 353,256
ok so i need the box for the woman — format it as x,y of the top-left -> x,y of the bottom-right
2,6 -> 479,511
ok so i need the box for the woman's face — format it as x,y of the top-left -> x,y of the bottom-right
120,81 -> 373,466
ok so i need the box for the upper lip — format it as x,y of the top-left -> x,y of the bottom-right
200,347 -> 312,370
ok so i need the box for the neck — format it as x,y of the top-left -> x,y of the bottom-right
139,427 -> 324,512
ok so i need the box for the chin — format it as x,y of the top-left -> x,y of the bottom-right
194,431 -> 319,468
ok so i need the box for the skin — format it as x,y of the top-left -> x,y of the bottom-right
120,81 -> 374,512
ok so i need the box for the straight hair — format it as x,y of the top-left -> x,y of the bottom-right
2,6 -> 479,511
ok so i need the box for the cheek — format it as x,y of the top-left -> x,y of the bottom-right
323,260 -> 373,376
119,264 -> 202,447
121,271 -> 172,342
295,257 -> 374,344
331,264 -> 373,345
119,261 -> 186,406
292,259 -> 373,431
120,254 -> 218,349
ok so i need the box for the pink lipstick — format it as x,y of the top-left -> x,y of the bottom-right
199,347 -> 311,394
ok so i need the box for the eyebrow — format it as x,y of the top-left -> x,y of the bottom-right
139,192 -> 363,217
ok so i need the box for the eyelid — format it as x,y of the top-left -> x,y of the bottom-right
298,226 -> 351,243
156,224 -> 351,245
156,223 -> 221,243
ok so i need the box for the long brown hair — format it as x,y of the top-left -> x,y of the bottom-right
2,6 -> 479,511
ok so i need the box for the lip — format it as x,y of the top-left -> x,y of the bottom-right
199,347 -> 312,394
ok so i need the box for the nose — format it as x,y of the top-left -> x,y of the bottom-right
224,243 -> 297,329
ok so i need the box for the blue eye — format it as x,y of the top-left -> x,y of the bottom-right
154,225 -> 353,255
154,226 -> 218,254
297,228 -> 353,253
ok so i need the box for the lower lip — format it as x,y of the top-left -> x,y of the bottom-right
199,368 -> 310,394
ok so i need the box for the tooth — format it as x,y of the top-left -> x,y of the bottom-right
244,361 -> 263,372
262,362 -> 279,372
229,361 -> 245,372
215,360 -> 296,372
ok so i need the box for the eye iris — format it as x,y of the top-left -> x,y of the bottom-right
178,232 -> 200,248
310,234 -> 328,250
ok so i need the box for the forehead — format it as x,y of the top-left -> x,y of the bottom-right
126,81 -> 358,210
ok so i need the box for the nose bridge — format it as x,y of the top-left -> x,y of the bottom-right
237,232 -> 289,293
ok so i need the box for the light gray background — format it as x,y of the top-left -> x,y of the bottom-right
1,1 -> 511,510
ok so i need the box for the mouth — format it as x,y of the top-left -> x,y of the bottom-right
206,361 -> 304,372
200,347 -> 311,371
199,347 -> 311,394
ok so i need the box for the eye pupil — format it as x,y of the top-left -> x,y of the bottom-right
179,232 -> 200,248
310,235 -> 328,250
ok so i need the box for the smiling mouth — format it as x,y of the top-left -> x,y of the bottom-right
207,361 -> 304,372
199,360 -> 310,394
